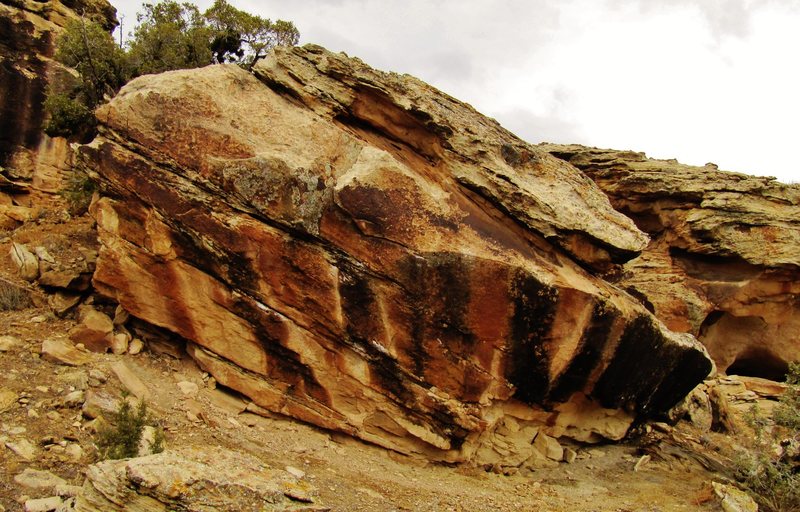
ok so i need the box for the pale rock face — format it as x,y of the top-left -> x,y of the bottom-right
543,144 -> 800,380
73,447 -> 326,512
81,45 -> 712,466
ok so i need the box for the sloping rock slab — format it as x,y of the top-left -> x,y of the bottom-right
81,46 -> 711,464
73,447 -> 327,511
542,144 -> 800,377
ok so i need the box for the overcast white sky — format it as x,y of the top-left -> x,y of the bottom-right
112,0 -> 800,182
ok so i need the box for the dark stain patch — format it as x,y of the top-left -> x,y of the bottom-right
644,347 -> 713,414
337,266 -> 417,405
397,256 -> 428,377
0,15 -> 49,167
229,293 -> 332,407
500,144 -> 539,168
506,270 -> 558,405
593,314 -> 712,415
547,301 -> 616,403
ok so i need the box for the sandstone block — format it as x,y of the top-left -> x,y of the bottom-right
10,243 -> 39,281
41,338 -> 91,366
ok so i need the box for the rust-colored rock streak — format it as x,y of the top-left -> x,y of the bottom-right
542,144 -> 800,380
82,46 -> 711,466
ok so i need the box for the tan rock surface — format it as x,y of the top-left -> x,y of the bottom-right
542,144 -> 800,379
74,447 -> 328,512
80,46 -> 711,466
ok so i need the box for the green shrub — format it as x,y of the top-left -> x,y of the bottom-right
60,166 -> 97,215
42,92 -> 97,139
775,362 -> 800,430
96,397 -> 164,460
735,363 -> 800,512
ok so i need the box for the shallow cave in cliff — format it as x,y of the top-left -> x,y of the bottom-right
727,347 -> 789,382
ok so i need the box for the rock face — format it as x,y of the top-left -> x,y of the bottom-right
80,45 -> 711,465
542,144 -> 800,380
0,0 -> 116,195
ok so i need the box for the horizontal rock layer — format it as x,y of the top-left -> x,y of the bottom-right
82,45 -> 711,464
542,144 -> 800,380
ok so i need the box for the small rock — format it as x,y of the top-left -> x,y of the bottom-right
38,270 -> 91,292
0,388 -> 18,413
113,305 -> 130,326
0,335 -> 21,352
27,409 -> 39,419
533,432 -> 564,461
633,454 -> 651,472
128,338 -> 144,355
286,466 -> 306,479
82,391 -> 120,420
563,447 -> 578,464
110,361 -> 150,400
712,482 -> 759,512
177,381 -> 199,396
65,444 -> 83,462
5,438 -> 37,460
23,496 -> 62,512
13,469 -> 67,490
47,292 -> 82,318
10,243 -> 39,281
207,376 -> 217,390
110,332 -> 130,355
88,369 -> 107,383
69,308 -> 114,353
41,338 -> 91,367
63,390 -> 85,408
30,315 -> 47,324
34,246 -> 55,264
46,411 -> 61,421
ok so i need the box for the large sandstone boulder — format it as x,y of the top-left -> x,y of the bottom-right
542,144 -> 800,380
0,0 -> 116,195
80,45 -> 711,466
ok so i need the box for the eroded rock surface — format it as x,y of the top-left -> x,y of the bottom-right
542,144 -> 800,380
0,0 -> 116,198
80,45 -> 711,465
74,447 -> 327,511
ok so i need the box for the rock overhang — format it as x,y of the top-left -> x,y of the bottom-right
80,45 -> 712,466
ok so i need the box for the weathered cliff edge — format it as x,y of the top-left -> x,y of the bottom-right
542,144 -> 800,381
0,0 -> 116,198
80,45 -> 712,467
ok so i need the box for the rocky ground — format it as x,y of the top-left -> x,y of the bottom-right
0,212 -> 771,511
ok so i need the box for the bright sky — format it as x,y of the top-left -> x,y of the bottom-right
111,0 -> 800,183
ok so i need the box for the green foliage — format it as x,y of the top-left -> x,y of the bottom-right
128,1 -> 213,75
735,364 -> 800,512
45,1 -> 299,138
96,397 -> 164,460
60,164 -> 97,215
42,92 -> 96,139
775,362 -> 800,430
204,0 -> 299,68
55,18 -> 130,108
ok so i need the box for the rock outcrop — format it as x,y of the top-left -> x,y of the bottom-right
542,144 -> 800,380
74,447 -> 328,511
0,0 -> 116,199
80,45 -> 712,466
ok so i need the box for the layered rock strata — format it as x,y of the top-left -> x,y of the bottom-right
542,144 -> 800,380
81,45 -> 712,465
0,0 -> 116,197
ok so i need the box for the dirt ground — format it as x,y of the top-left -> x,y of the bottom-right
0,214 -> 745,511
